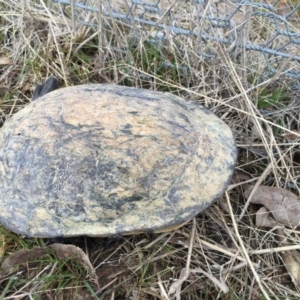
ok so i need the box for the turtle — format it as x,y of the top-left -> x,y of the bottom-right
0,79 -> 237,238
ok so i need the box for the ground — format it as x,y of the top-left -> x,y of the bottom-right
1,0 -> 300,299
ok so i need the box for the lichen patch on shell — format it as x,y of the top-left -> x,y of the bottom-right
0,84 -> 236,237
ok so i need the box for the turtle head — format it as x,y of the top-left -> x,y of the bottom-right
32,77 -> 59,101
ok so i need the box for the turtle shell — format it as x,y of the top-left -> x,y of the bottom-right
0,84 -> 236,237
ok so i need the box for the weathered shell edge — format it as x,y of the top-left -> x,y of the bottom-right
0,84 -> 237,237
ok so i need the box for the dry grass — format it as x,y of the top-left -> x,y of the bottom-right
1,0 -> 300,299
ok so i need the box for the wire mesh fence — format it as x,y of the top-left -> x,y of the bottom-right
51,0 -> 300,87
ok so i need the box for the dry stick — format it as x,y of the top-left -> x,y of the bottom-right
140,0 -> 177,45
48,21 -> 68,85
75,31 -> 99,54
123,66 -> 300,138
226,57 -> 277,173
38,0 -> 68,85
225,192 -> 271,300
238,142 -> 300,147
227,176 -> 260,191
97,0 -> 104,70
70,0 -> 76,32
179,229 -> 230,292
168,218 -> 196,297
196,238 -> 246,263
190,268 -> 229,293
157,273 -> 170,300
180,231 -> 250,263
238,163 -> 272,220
12,263 -> 56,297
239,135 -> 296,219
268,47 -> 299,84
185,218 -> 196,275
249,244 -> 300,255
23,2 -> 64,79
95,277 -> 118,295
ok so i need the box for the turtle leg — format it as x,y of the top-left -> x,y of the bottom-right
44,237 -> 65,246
102,235 -> 122,247
32,77 -> 59,101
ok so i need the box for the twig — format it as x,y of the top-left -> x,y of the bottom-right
226,192 -> 271,300
168,217 -> 196,298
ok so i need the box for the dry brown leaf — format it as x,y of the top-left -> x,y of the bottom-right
249,187 -> 300,287
277,228 -> 300,287
21,83 -> 32,92
231,169 -> 252,184
245,185 -> 300,228
50,243 -> 95,276
1,247 -> 50,272
255,206 -> 279,228
0,57 -> 12,65
282,128 -> 300,141
2,243 -> 96,279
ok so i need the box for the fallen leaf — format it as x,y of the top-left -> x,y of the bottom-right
1,247 -> 50,272
50,243 -> 95,276
1,243 -> 96,279
0,57 -> 12,65
231,169 -> 252,184
22,83 -> 32,92
282,128 -> 300,141
277,228 -> 300,287
247,185 -> 300,287
255,206 -> 279,228
245,185 -> 300,228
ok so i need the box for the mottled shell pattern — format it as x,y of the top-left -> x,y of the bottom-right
0,84 -> 236,237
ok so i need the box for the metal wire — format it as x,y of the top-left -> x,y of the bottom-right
53,0 -> 300,84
